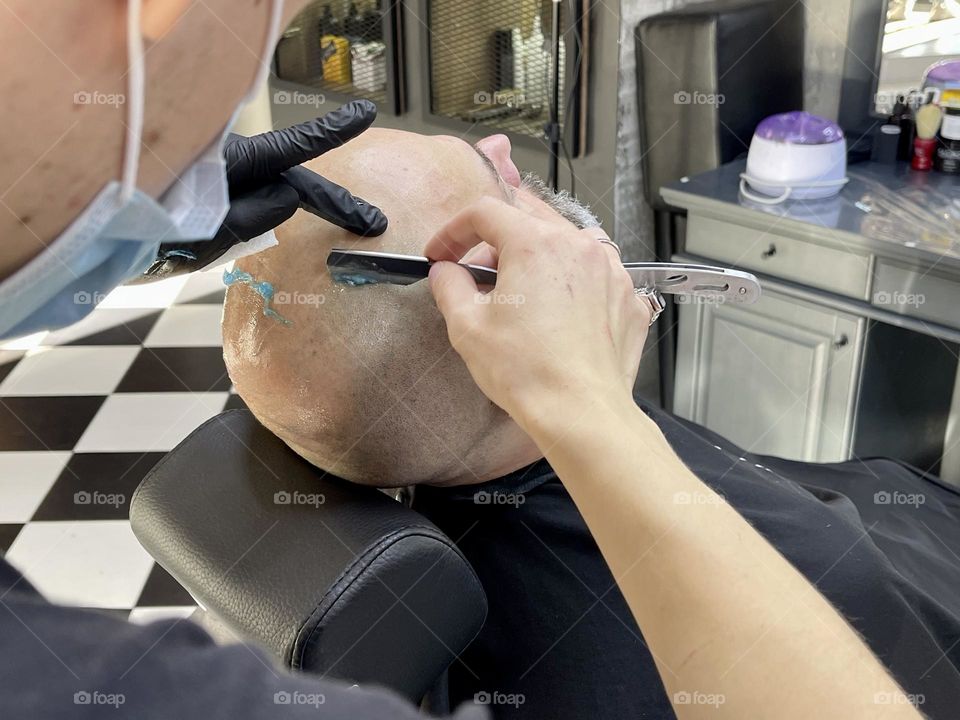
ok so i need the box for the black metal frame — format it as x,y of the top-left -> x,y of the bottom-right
837,0 -> 889,152
388,0 -> 408,115
420,0 -> 590,158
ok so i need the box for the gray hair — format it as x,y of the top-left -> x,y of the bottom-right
520,172 -> 601,230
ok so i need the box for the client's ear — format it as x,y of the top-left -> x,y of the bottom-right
141,0 -> 192,42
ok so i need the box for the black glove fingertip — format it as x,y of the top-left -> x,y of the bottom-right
358,202 -> 389,236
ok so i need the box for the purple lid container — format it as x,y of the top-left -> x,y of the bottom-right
925,59 -> 960,85
754,111 -> 845,145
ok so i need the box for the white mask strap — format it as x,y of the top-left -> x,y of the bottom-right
120,0 -> 280,201
121,0 -> 145,203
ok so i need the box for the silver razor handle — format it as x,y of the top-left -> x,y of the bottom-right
623,263 -> 761,303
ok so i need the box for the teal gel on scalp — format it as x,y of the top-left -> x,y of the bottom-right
223,269 -> 292,326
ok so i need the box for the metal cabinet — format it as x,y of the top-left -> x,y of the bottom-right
684,215 -> 873,301
662,160 -> 960,482
673,287 -> 865,463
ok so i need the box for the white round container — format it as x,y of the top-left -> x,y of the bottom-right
742,135 -> 848,201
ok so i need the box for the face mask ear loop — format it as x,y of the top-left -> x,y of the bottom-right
120,0 -> 145,203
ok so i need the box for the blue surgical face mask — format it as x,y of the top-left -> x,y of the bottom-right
0,0 -> 285,340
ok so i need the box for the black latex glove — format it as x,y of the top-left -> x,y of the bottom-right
139,100 -> 387,281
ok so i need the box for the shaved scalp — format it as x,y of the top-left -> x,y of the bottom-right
222,128 -> 544,487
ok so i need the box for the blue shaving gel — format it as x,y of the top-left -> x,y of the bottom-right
329,271 -> 381,287
223,269 -> 292,326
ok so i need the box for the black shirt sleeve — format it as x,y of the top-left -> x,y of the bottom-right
0,559 -> 487,720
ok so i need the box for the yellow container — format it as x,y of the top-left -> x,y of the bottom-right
320,35 -> 351,85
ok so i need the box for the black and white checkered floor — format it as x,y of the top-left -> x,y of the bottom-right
0,267 -> 245,623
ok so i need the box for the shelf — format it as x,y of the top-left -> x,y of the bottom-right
274,0 -> 403,112
426,0 -> 585,146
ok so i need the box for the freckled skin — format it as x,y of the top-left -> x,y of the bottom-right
222,129 -> 545,487
0,0 -> 309,282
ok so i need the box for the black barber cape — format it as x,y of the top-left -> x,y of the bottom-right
414,400 -> 960,720
4,398 -> 960,718
0,560 -> 487,719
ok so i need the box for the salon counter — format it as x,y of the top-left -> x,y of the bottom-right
660,159 -> 960,483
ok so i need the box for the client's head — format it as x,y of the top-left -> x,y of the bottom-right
222,128 -> 600,487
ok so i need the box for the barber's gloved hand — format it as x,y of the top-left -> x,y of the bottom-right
424,197 -> 650,429
140,100 -> 387,280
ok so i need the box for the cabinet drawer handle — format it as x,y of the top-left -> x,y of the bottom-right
761,243 -> 777,259
833,334 -> 849,349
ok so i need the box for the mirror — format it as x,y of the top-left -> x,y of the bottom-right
875,0 -> 960,114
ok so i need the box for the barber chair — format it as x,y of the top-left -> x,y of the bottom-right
129,409 -> 487,708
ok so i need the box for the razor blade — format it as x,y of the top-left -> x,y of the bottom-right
327,249 -> 496,287
326,249 -> 761,303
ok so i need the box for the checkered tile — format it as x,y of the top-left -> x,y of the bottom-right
0,267 -> 238,618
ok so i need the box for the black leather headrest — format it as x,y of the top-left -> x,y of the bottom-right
130,409 -> 487,703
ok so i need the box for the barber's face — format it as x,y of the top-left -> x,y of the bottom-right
0,0 -> 314,281
137,0 -> 312,198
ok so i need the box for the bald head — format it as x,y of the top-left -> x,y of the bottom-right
222,128 -> 596,486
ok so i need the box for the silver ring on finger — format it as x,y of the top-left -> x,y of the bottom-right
634,288 -> 665,326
